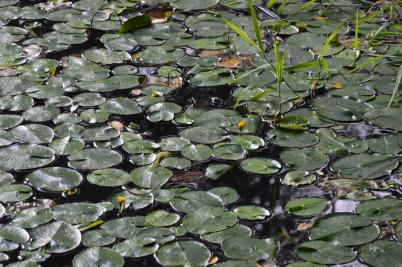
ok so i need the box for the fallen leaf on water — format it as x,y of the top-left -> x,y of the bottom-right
216,55 -> 254,69
327,82 -> 343,89
109,121 -> 124,131
199,49 -> 226,57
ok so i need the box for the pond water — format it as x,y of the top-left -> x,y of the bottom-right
0,0 -> 401,266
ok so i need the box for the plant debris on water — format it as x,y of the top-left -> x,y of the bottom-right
0,0 -> 401,266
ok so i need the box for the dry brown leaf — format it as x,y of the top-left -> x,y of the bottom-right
109,121 -> 124,131
208,256 -> 219,265
199,49 -> 226,57
297,222 -> 312,231
216,55 -> 254,69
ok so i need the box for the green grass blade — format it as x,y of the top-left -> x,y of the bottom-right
349,55 -> 384,73
276,51 -> 284,83
229,63 -> 270,84
286,61 -> 321,72
249,0 -> 264,52
387,65 -> 402,109
223,18 -> 261,52
266,0 -> 277,9
353,9 -> 359,63
300,0 -> 317,11
359,9 -> 381,25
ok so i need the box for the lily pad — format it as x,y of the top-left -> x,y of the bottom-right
358,240 -> 402,267
156,240 -> 211,267
240,157 -> 281,175
73,247 -> 124,267
27,167 -> 82,192
285,198 -> 327,217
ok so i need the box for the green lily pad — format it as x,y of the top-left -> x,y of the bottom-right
10,124 -> 54,144
285,198 -> 327,217
331,154 -> 398,179
113,236 -> 158,258
12,208 -> 53,229
27,167 -> 82,192
81,230 -> 115,247
280,147 -> 326,171
364,108 -> 402,131
68,148 -> 122,170
0,144 -> 55,171
0,184 -> 32,203
51,203 -> 106,224
87,168 -> 131,187
358,240 -> 402,267
222,237 -> 277,261
191,69 -> 234,87
212,143 -> 247,160
233,205 -> 271,220
297,241 -> 356,265
145,210 -> 180,227
356,198 -> 402,221
268,129 -> 319,148
73,247 -> 124,267
181,144 -> 212,161
26,221 -> 81,253
179,126 -> 227,144
0,224 -> 29,244
201,224 -> 252,244
156,240 -> 211,267
131,166 -> 172,189
240,157 -> 281,175
282,171 -> 316,186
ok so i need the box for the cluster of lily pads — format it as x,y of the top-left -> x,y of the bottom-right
0,0 -> 401,266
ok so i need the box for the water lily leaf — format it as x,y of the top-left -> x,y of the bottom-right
26,221 -> 81,253
73,93 -> 106,107
119,15 -> 152,33
156,240 -> 211,267
87,168 -> 130,187
140,46 -> 184,64
131,166 -> 172,189
282,171 -> 316,186
22,106 -> 59,122
0,184 -> 32,203
159,137 -> 191,152
313,96 -> 372,122
10,124 -> 54,144
364,108 -> 402,131
240,157 -> 281,175
101,217 -> 147,238
233,205 -> 271,220
145,210 -> 180,227
181,144 -> 212,161
287,108 -> 334,128
222,237 -> 277,261
331,153 -> 398,179
367,134 -> 402,155
113,236 -> 158,258
68,148 -> 122,170
123,140 -> 159,154
100,97 -> 141,115
179,126 -> 226,144
83,49 -> 131,65
51,203 -> 106,224
297,241 -> 356,264
147,102 -> 182,122
205,163 -> 233,180
212,143 -> 247,160
49,137 -> 84,155
358,240 -> 402,267
276,115 -> 309,130
317,128 -> 368,155
356,198 -> 402,221
268,129 -> 319,148
395,222 -> 402,241
0,114 -> 23,129
309,214 -> 371,240
81,230 -> 115,247
280,147 -> 326,171
191,69 -> 234,87
100,33 -> 138,51
181,206 -> 237,235
12,208 -> 53,229
0,144 -> 55,171
73,247 -> 124,267
201,224 -> 252,244
110,190 -> 154,210
160,157 -> 191,170
231,135 -> 264,150
285,198 -> 327,217
0,224 -> 29,244
27,167 -> 82,192
185,14 -> 228,37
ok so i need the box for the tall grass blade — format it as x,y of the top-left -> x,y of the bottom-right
229,63 -> 270,84
300,0 -> 317,11
266,0 -> 277,9
286,61 -> 321,72
387,65 -> 402,109
223,18 -> 261,52
349,55 -> 384,73
249,0 -> 264,52
320,26 -> 340,72
353,9 -> 359,63
359,9 -> 382,25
